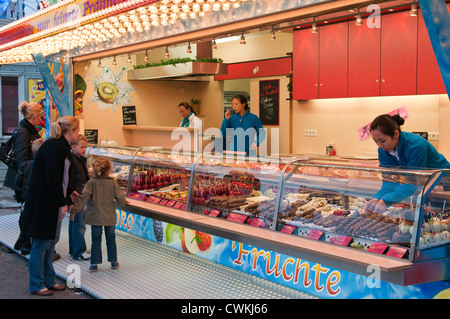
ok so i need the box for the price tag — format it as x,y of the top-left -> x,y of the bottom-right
166,200 -> 176,207
137,193 -> 147,201
128,192 -> 141,199
226,213 -> 247,223
386,246 -> 408,259
281,224 -> 296,234
146,196 -> 156,203
250,218 -> 266,228
334,235 -> 353,247
368,243 -> 389,254
181,203 -> 187,211
173,201 -> 183,209
209,209 -> 221,217
159,199 -> 168,206
152,197 -> 162,204
307,230 -> 324,240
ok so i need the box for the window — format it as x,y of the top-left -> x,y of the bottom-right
1,76 -> 19,135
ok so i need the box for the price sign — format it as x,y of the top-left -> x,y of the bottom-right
281,224 -> 296,234
386,246 -> 408,259
173,201 -> 183,209
166,200 -> 176,207
159,199 -> 168,206
209,209 -> 221,217
152,197 -> 161,205
334,235 -> 353,247
307,230 -> 324,240
146,196 -> 156,202
181,203 -> 187,211
368,243 -> 389,254
250,218 -> 266,228
226,213 -> 248,223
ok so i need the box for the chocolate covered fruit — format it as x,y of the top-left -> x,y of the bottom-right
97,82 -> 118,103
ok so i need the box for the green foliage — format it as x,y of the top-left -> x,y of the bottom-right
134,57 -> 224,69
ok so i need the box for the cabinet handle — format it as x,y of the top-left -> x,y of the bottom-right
376,80 -> 378,83
315,84 -> 317,87
320,83 -> 323,87
382,79 -> 385,83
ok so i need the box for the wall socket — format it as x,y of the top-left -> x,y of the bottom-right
428,132 -> 439,141
305,129 -> 317,137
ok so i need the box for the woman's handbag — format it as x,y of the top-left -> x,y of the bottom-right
0,129 -> 18,169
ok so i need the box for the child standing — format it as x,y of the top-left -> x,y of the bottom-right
69,157 -> 126,272
67,134 -> 90,261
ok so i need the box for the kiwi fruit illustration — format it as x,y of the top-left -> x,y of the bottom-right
97,82 -> 118,103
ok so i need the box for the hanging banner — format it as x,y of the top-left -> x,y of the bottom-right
27,79 -> 47,138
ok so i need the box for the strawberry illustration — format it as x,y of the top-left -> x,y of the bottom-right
192,231 -> 212,251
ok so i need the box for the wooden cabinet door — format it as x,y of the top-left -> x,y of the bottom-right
348,19 -> 381,97
292,27 -> 319,100
380,11 -> 418,96
318,22 -> 348,98
417,7 -> 447,95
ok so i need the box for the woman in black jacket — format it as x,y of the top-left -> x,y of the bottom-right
4,102 -> 43,255
21,116 -> 80,296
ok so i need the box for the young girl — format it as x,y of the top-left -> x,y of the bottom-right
70,157 -> 127,272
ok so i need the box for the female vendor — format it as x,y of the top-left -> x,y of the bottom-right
365,114 -> 450,213
220,95 -> 266,157
178,102 -> 201,128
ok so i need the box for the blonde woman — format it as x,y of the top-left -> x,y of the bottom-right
21,116 -> 80,296
4,102 -> 43,255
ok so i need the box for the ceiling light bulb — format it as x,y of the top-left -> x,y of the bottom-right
127,53 -> 132,63
186,42 -> 192,53
270,26 -> 276,40
144,50 -> 148,61
164,46 -> 169,57
240,32 -> 246,44
212,37 -> 217,49
112,56 -> 117,65
311,18 -> 318,33
355,9 -> 362,26
97,59 -> 102,67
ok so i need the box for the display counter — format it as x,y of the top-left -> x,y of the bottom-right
86,145 -> 450,295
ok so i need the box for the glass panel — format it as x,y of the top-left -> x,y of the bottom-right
190,155 -> 287,229
2,76 -> 19,134
86,145 -> 139,189
277,161 -> 438,257
128,148 -> 196,205
418,170 -> 450,250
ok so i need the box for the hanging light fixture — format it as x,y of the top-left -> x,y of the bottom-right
186,42 -> 192,53
355,8 -> 362,26
410,1 -> 417,16
240,31 -> 246,45
212,37 -> 217,50
84,62 -> 88,71
144,50 -> 149,61
164,46 -> 170,58
97,59 -> 102,67
311,17 -> 318,33
270,26 -> 276,40
112,56 -> 117,65
127,53 -> 132,63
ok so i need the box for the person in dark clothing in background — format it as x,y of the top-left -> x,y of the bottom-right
4,102 -> 43,255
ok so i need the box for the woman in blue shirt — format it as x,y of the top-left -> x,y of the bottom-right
220,95 -> 266,157
365,114 -> 450,213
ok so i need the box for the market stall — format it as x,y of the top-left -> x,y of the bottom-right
86,144 -> 450,298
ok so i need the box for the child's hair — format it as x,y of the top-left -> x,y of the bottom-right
71,134 -> 88,146
92,157 -> 112,177
31,138 -> 44,156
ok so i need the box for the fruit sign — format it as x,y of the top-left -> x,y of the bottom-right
115,210 -> 450,299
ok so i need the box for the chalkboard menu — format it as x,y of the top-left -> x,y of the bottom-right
122,105 -> 136,125
84,129 -> 98,144
259,79 -> 279,125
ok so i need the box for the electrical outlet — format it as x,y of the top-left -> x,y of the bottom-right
305,129 -> 317,137
428,132 -> 439,141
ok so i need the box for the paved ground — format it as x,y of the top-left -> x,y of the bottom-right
0,162 -> 94,299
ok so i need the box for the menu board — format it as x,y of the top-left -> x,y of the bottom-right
84,129 -> 98,144
122,105 -> 137,125
259,79 -> 279,125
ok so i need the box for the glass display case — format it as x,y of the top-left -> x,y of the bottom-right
86,146 -> 450,264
